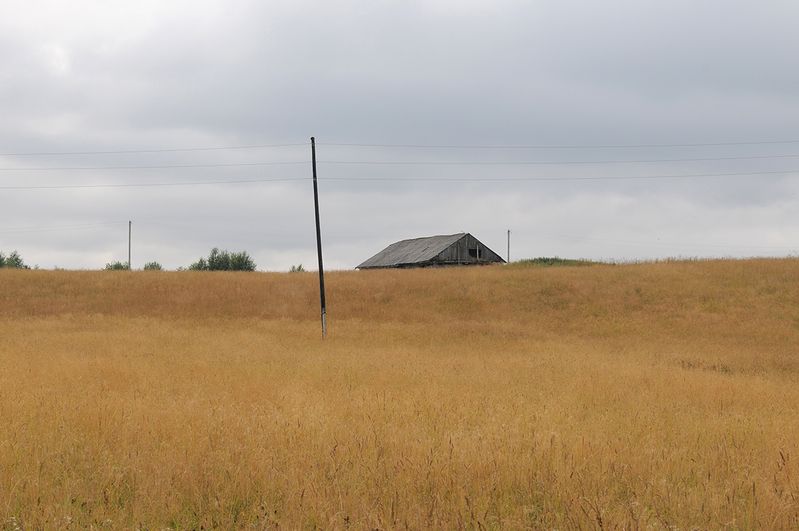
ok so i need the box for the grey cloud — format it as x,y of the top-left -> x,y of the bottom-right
1,0 -> 798,270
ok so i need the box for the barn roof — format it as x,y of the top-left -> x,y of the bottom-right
357,233 -> 467,269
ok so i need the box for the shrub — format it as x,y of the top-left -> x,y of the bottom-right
188,248 -> 256,272
104,261 -> 130,271
0,251 -> 30,269
144,261 -> 163,271
289,264 -> 305,273
512,257 -> 600,267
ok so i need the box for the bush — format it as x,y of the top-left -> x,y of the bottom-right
104,261 -> 130,271
0,251 -> 29,269
144,261 -> 163,271
512,257 -> 600,267
188,248 -> 256,271
289,264 -> 305,273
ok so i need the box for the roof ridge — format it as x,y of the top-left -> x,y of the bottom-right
393,232 -> 465,244
357,233 -> 473,269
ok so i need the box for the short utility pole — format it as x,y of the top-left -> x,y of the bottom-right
128,220 -> 132,270
311,137 -> 327,338
507,229 -> 511,263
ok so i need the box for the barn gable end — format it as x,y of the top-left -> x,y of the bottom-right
356,233 -> 505,269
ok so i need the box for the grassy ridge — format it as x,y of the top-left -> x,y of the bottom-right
1,260 -> 799,528
509,256 -> 599,267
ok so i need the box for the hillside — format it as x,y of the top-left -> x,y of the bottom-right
1,260 -> 798,528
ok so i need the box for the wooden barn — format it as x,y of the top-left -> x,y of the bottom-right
356,233 -> 505,269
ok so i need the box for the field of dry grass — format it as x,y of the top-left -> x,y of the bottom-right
2,259 -> 799,528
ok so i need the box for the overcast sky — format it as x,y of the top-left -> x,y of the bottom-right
2,0 -> 799,270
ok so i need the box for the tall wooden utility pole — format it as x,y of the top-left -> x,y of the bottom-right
128,220 -> 132,270
311,137 -> 327,338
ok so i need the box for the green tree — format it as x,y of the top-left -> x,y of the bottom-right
143,261 -> 163,271
0,251 -> 29,269
188,248 -> 256,271
104,261 -> 129,270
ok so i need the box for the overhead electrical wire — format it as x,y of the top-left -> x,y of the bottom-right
3,169 -> 799,190
0,142 -> 309,157
322,169 -> 799,182
317,153 -> 799,166
3,137 -> 799,157
0,161 -> 307,171
3,220 -> 793,254
4,137 -> 797,261
0,217 -> 230,234
0,176 -> 309,191
2,138 -> 799,189
320,139 -> 799,149
2,153 -> 799,172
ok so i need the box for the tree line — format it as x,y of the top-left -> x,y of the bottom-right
1,248 -> 267,272
107,248 -> 256,271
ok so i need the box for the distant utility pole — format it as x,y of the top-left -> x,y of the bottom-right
128,220 -> 132,270
507,229 -> 511,263
311,137 -> 327,338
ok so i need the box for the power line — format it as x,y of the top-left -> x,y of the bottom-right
4,219 -> 795,254
318,153 -> 799,166
0,217 -> 225,233
321,139 -> 799,150
322,169 -> 799,182
0,142 -> 308,157
0,161 -> 307,171
3,138 -> 798,157
4,153 -> 799,172
0,176 -> 309,191
4,169 -> 798,191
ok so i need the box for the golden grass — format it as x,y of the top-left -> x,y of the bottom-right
1,260 -> 799,528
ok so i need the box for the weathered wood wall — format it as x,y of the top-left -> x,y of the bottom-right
433,234 -> 504,265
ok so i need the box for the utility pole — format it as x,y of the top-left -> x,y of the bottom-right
128,220 -> 132,270
311,137 -> 327,338
507,229 -> 510,263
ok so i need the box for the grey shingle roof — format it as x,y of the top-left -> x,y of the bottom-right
357,233 -> 466,269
